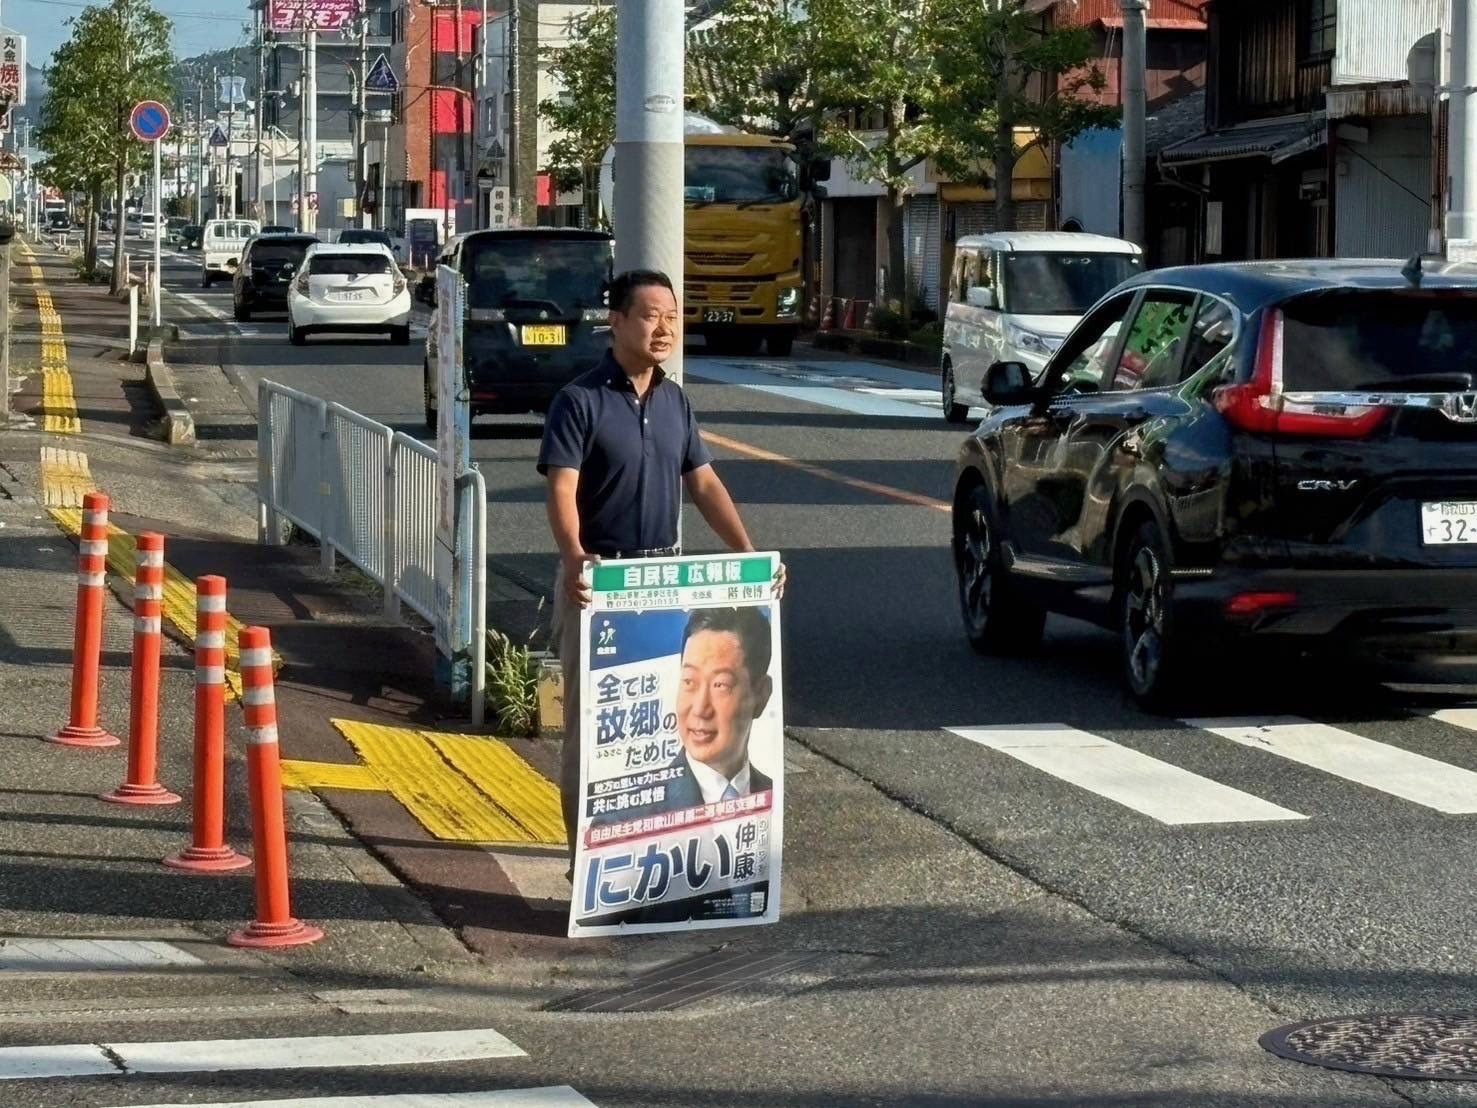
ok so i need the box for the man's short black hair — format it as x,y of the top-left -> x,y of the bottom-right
682,607 -> 773,684
609,269 -> 675,313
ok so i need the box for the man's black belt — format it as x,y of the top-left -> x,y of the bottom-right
598,545 -> 681,559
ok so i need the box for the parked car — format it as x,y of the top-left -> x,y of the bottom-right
136,212 -> 159,237
950,258 -> 1477,707
336,228 -> 394,251
288,243 -> 411,345
261,224 -> 295,235
423,228 -> 614,427
46,211 -> 73,232
941,232 -> 1143,423
200,218 -> 261,286
233,233 -> 318,321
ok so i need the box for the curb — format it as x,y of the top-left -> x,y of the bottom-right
144,326 -> 196,446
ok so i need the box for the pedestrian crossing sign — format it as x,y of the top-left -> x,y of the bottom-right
208,124 -> 229,147
365,54 -> 399,93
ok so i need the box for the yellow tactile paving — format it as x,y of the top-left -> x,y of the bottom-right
48,507 -> 274,700
332,719 -> 536,844
39,447 -> 95,508
24,251 -> 81,435
281,760 -> 386,792
428,732 -> 566,845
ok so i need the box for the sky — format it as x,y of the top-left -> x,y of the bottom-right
11,0 -> 251,70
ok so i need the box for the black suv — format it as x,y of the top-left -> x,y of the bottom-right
952,259 -> 1477,706
233,233 -> 317,320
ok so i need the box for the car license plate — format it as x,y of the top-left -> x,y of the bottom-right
703,308 -> 736,324
1420,501 -> 1477,545
520,324 -> 566,346
330,290 -> 369,302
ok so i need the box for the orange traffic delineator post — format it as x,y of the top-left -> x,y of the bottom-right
228,626 -> 323,949
51,491 -> 122,748
102,533 -> 182,806
166,576 -> 251,871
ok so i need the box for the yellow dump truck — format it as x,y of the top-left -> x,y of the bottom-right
602,118 -> 807,357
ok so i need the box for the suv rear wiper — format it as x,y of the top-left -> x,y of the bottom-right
1350,372 -> 1475,391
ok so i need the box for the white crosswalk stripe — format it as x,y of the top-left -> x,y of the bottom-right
1188,716 -> 1477,814
946,724 -> 1307,825
946,713 -> 1477,823
116,1091 -> 597,1108
0,1028 -> 523,1081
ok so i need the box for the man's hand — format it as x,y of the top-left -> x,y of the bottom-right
773,561 -> 787,600
562,552 -> 599,608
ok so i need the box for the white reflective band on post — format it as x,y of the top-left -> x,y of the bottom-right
197,630 -> 226,648
240,647 -> 273,668
247,724 -> 279,746
198,595 -> 227,613
78,571 -> 105,587
137,550 -> 164,568
243,685 -> 275,707
83,510 -> 107,528
80,539 -> 108,557
134,583 -> 163,601
134,616 -> 162,634
195,664 -> 225,685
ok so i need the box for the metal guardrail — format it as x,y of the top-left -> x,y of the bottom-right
256,379 -> 486,724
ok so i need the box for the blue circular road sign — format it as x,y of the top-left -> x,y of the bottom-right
130,100 -> 171,142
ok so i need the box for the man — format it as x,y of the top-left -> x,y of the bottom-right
537,269 -> 783,865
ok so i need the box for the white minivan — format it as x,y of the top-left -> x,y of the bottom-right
940,231 -> 1143,422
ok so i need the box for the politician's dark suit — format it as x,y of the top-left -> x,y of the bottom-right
592,749 -> 772,827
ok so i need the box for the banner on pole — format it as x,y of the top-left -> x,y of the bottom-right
0,33 -> 25,108
269,0 -> 359,32
432,264 -> 466,658
570,553 -> 785,938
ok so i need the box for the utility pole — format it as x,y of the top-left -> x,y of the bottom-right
355,10 -> 369,228
196,79 -> 206,223
614,0 -> 685,382
225,59 -> 237,217
296,32 -> 307,232
304,25 -> 318,234
255,4 -> 266,221
1449,0 -> 1477,260
507,0 -> 519,224
1120,0 -> 1147,248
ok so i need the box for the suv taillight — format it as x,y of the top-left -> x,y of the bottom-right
1212,308 -> 1388,438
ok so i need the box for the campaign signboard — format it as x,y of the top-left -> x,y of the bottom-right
570,552 -> 784,938
1,33 -> 25,108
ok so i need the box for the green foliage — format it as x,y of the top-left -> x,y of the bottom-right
925,0 -> 1118,228
871,306 -> 910,340
485,628 -> 541,737
37,0 -> 176,283
687,0 -> 825,146
539,5 -> 616,222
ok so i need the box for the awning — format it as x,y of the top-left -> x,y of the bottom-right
1160,116 -> 1326,166
1097,16 -> 1207,31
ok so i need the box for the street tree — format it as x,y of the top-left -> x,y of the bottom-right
538,5 -> 615,227
927,0 -> 1117,231
806,0 -> 941,307
37,0 -> 174,288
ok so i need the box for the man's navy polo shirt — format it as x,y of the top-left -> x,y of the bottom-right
537,352 -> 714,557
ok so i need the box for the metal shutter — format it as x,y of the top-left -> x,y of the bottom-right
904,195 -> 942,311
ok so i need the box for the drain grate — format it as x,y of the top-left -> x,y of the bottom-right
1261,1013 -> 1477,1080
546,948 -> 827,1013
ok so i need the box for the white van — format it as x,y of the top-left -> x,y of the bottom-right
200,218 -> 262,286
940,231 -> 1143,422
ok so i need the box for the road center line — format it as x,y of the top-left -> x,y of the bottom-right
114,1091 -> 598,1108
1189,716 -> 1477,813
946,724 -> 1307,825
701,430 -> 950,514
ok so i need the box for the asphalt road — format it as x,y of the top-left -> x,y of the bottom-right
125,239 -> 1477,1105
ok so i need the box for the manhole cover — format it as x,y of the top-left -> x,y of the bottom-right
546,948 -> 827,1014
1261,1013 -> 1477,1080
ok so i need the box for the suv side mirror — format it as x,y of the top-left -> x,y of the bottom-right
983,361 -> 1034,405
966,286 -> 996,310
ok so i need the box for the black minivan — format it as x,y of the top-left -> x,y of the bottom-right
233,233 -> 318,320
423,228 -> 614,425
952,258 -> 1477,707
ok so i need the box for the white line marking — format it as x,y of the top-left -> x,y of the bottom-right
945,724 -> 1306,825
1432,707 -> 1477,733
0,1028 -> 525,1080
0,1044 -> 117,1080
114,1090 -> 597,1108
1190,715 -> 1477,813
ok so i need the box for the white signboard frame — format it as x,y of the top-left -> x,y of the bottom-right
570,552 -> 785,938
433,264 -> 465,657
